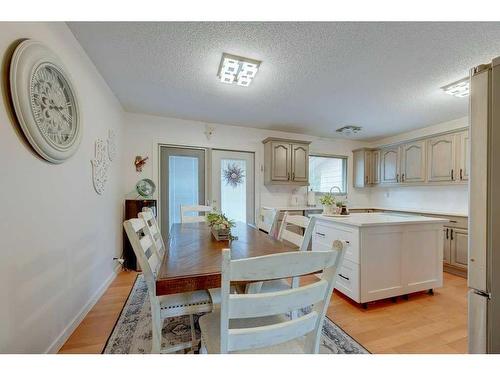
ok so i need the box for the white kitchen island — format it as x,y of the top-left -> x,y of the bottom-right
310,213 -> 448,308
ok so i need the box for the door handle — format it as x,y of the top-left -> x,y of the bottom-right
446,228 -> 449,239
402,173 -> 405,182
451,169 -> 454,180
460,169 -> 463,180
316,232 -> 326,237
450,229 -> 454,241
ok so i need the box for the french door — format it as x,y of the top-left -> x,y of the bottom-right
210,150 -> 255,225
159,146 -> 206,240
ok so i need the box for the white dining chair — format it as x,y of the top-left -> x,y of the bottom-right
198,245 -> 347,354
138,208 -> 165,260
259,208 -> 279,238
245,214 -> 316,317
123,218 -> 215,353
180,204 -> 213,223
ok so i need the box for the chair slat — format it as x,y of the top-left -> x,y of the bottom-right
229,250 -> 337,281
227,311 -> 318,352
129,218 -> 145,232
140,235 -> 153,252
285,214 -> 310,229
229,280 -> 327,318
281,230 -> 304,248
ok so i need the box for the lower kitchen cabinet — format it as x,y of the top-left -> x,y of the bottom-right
443,225 -> 468,278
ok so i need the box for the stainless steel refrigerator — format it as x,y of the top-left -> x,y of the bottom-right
469,57 -> 500,353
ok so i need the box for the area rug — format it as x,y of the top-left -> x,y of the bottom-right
103,275 -> 369,354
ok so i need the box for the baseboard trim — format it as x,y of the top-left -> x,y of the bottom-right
46,264 -> 122,354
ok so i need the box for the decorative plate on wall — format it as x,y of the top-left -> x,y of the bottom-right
9,39 -> 81,163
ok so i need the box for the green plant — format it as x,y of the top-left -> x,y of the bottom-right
319,193 -> 336,206
336,200 -> 344,207
206,211 -> 235,231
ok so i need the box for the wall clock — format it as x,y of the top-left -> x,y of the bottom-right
10,40 -> 81,163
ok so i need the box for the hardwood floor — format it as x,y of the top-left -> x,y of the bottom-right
58,271 -> 138,354
59,271 -> 467,354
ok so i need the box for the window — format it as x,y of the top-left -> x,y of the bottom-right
308,155 -> 347,194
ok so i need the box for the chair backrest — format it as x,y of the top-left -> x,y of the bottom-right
219,245 -> 346,353
180,204 -> 212,223
277,212 -> 314,251
259,208 -> 278,237
139,208 -> 166,260
123,218 -> 161,299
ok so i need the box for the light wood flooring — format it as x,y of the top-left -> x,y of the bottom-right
59,271 -> 467,354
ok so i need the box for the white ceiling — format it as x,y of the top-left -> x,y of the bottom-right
68,22 -> 500,140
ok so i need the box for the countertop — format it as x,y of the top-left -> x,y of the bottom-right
310,212 -> 449,227
262,205 -> 322,211
349,206 -> 468,218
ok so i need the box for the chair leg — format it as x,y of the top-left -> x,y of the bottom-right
189,314 -> 197,350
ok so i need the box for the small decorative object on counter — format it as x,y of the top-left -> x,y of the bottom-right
206,211 -> 236,241
307,188 -> 316,206
319,193 -> 340,216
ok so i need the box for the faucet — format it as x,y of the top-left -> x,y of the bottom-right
330,186 -> 342,194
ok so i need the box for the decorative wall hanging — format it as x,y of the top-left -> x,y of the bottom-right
9,39 -> 82,163
107,129 -> 117,161
223,163 -> 245,188
135,156 -> 148,172
91,130 -> 116,195
91,139 -> 110,195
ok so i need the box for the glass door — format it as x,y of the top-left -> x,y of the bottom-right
159,146 -> 206,240
210,150 -> 255,224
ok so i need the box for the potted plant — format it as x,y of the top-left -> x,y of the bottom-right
206,211 -> 235,241
319,193 -> 339,215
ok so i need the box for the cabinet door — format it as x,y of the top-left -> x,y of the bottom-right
270,142 -> 291,181
353,149 -> 366,188
443,228 -> 451,264
291,144 -> 308,182
372,150 -> 380,184
427,135 -> 456,182
380,147 -> 400,184
457,130 -> 470,181
451,228 -> 468,269
401,140 -> 426,183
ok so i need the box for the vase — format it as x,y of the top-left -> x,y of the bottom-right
211,227 -> 230,241
322,205 -> 336,216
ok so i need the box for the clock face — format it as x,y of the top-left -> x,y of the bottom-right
30,63 -> 78,149
10,40 -> 81,163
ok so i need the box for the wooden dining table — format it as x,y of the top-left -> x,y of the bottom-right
156,221 -> 296,296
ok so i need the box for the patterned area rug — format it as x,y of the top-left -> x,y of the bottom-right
103,275 -> 369,354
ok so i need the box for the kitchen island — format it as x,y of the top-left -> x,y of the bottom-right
310,213 -> 448,307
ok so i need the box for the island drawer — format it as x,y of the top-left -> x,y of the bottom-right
335,259 -> 360,303
312,223 -> 360,264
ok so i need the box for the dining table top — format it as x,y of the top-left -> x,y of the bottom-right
155,221 -> 295,296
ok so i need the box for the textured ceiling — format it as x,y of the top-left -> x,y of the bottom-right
68,22 -> 500,140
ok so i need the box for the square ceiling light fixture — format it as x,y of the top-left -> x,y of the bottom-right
217,53 -> 261,87
336,125 -> 362,136
441,77 -> 470,98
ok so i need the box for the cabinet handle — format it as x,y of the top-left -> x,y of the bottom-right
451,169 -> 454,180
339,274 -> 350,281
460,169 -> 463,180
287,172 -> 290,180
450,229 -> 454,241
365,175 -> 368,184
292,172 -> 295,180
446,228 -> 449,239
316,232 -> 325,237
396,174 -> 399,183
402,173 -> 405,182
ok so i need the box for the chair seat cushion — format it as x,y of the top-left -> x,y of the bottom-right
199,311 -> 308,354
159,290 -> 213,318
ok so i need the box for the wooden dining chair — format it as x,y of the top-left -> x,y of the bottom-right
180,204 -> 212,223
198,245 -> 347,354
124,218 -> 215,353
245,214 -> 316,317
259,208 -> 279,238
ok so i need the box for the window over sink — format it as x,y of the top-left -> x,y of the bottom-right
309,155 -> 347,194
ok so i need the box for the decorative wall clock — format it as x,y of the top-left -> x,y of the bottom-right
9,39 -> 81,164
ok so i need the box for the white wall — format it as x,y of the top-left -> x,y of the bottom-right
0,23 -> 124,353
366,117 -> 469,215
122,112 -> 372,216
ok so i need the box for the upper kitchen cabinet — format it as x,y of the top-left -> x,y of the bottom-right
372,150 -> 381,184
263,138 -> 311,186
380,147 -> 400,184
456,130 -> 470,181
427,134 -> 456,182
400,140 -> 426,183
353,148 -> 376,188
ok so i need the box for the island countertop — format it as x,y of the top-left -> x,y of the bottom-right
310,212 -> 449,227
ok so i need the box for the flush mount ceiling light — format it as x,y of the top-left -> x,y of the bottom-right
336,125 -> 362,135
441,77 -> 470,98
217,53 -> 261,87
